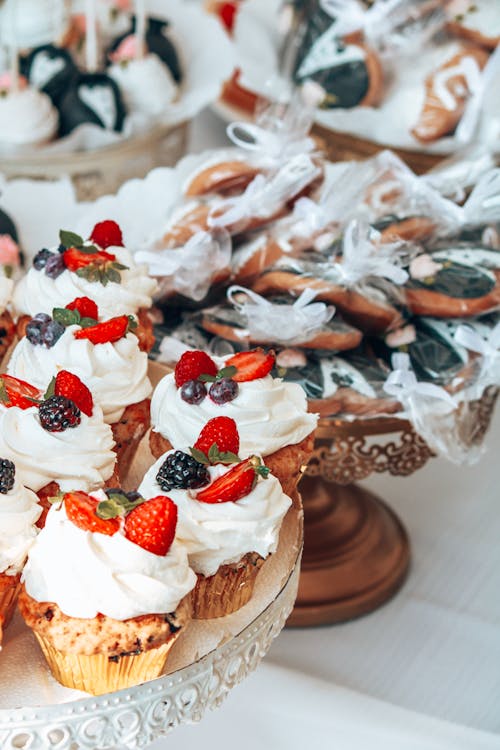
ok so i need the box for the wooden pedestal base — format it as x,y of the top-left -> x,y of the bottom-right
287,475 -> 410,627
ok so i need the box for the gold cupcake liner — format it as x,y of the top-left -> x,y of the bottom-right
192,553 -> 265,619
0,573 -> 21,628
34,632 -> 181,695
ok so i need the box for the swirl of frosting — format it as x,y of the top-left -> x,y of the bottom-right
151,355 -> 318,458
12,247 -> 157,321
0,271 -> 14,314
22,491 -> 196,619
139,454 -> 292,577
0,478 -> 41,576
0,88 -> 58,148
7,326 -> 152,424
0,404 -> 116,492
109,53 -> 177,116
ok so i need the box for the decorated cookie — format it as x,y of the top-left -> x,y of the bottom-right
22,44 -> 77,104
108,16 -> 182,84
57,72 -> 126,136
446,0 -> 500,50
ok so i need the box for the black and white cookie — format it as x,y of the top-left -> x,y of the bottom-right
57,72 -> 126,135
22,44 -> 77,104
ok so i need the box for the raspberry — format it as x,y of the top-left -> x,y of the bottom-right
209,377 -> 239,404
38,395 -> 81,432
0,458 -> 15,494
89,220 -> 124,249
33,248 -> 53,270
45,253 -> 66,279
174,350 -> 217,388
180,379 -> 207,404
156,450 -> 210,492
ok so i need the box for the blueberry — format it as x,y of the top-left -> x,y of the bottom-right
33,248 -> 53,270
25,319 -> 44,345
57,243 -> 66,254
44,253 -> 66,279
180,379 -> 207,404
41,320 -> 65,348
209,378 -> 239,405
33,312 -> 51,324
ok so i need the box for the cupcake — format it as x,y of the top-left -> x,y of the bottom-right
7,297 -> 152,476
12,220 -> 157,352
140,417 -> 292,618
0,458 -> 41,627
0,372 -> 117,522
150,348 -> 318,497
19,487 -> 196,694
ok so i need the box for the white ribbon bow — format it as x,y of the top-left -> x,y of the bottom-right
135,230 -> 231,302
291,196 -> 330,237
454,321 -> 500,385
227,286 -> 335,345
383,352 -> 457,410
455,44 -> 500,145
461,168 -> 500,226
226,122 -> 315,162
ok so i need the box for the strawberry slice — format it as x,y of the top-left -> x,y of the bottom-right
196,456 -> 269,504
74,315 -> 129,344
55,371 -> 93,417
0,374 -> 40,409
193,416 -> 240,462
65,491 -> 120,536
174,350 -> 218,388
66,296 -> 99,320
63,246 -> 116,272
219,2 -> 237,32
89,220 -> 124,249
225,349 -> 275,382
124,495 -> 178,556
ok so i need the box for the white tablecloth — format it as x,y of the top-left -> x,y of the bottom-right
148,111 -> 500,749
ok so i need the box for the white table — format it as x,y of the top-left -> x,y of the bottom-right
148,111 -> 500,749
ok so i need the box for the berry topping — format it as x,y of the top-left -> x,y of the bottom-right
156,450 -> 210,492
0,458 -> 15,494
219,2 -> 237,32
225,349 -> 275,382
44,253 -> 66,279
179,379 -> 207,404
124,495 -> 178,556
73,314 -> 132,344
65,491 -> 120,536
209,377 -> 239,404
196,456 -> 269,504
33,248 -> 53,270
89,220 -> 124,249
58,229 -> 128,285
38,395 -> 81,432
0,374 -> 40,409
26,314 -> 65,348
174,350 -> 217,388
54,371 -> 93,417
66,296 -> 99,320
63,246 -> 116,272
191,416 -> 240,465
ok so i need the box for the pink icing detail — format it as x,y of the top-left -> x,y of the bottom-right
0,74 -> 28,92
113,0 -> 132,10
109,34 -> 139,63
385,325 -> 417,348
73,14 -> 87,34
409,253 -> 443,280
0,235 -> 20,266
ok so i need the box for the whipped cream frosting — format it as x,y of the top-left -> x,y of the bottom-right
22,490 -> 196,619
139,454 -> 291,577
12,247 -> 157,320
0,478 -> 41,576
109,53 -> 177,116
0,404 -> 116,492
0,269 -> 14,314
8,327 -> 152,424
0,88 -> 58,148
151,355 -> 318,457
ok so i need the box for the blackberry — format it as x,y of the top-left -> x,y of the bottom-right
41,320 -> 65,347
45,253 -> 66,279
39,395 -> 81,432
180,379 -> 207,404
33,248 -> 53,270
156,450 -> 209,492
209,377 -> 239,405
0,458 -> 15,494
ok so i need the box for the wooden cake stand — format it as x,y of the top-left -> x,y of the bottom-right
288,387 -> 498,627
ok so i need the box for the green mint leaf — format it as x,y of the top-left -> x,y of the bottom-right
96,498 -> 123,519
198,373 -> 216,383
81,244 -> 98,254
216,365 -> 237,380
79,316 -> 98,328
106,266 -> 122,284
44,377 -> 56,400
59,229 -> 84,249
0,380 -> 8,404
53,307 -> 80,327
112,262 -> 129,271
127,315 -> 138,331
217,451 -> 240,465
189,447 -> 209,465
207,443 -> 220,463
3,265 -> 13,279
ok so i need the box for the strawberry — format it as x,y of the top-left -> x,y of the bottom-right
65,491 -> 120,536
66,296 -> 99,320
193,417 -> 240,462
74,315 -> 129,344
89,220 -> 124,249
196,456 -> 269,504
55,371 -> 93,417
225,349 -> 275,382
124,495 -> 178,556
219,2 -> 237,32
0,374 -> 40,409
174,350 -> 218,388
63,246 -> 116,272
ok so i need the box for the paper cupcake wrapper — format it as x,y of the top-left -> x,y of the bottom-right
34,632 -> 181,696
192,553 -> 266,619
264,431 -> 316,502
0,573 -> 21,629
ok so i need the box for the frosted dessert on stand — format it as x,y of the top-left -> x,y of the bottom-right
0,73 -> 59,150
141,417 -> 292,619
19,487 -> 196,694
